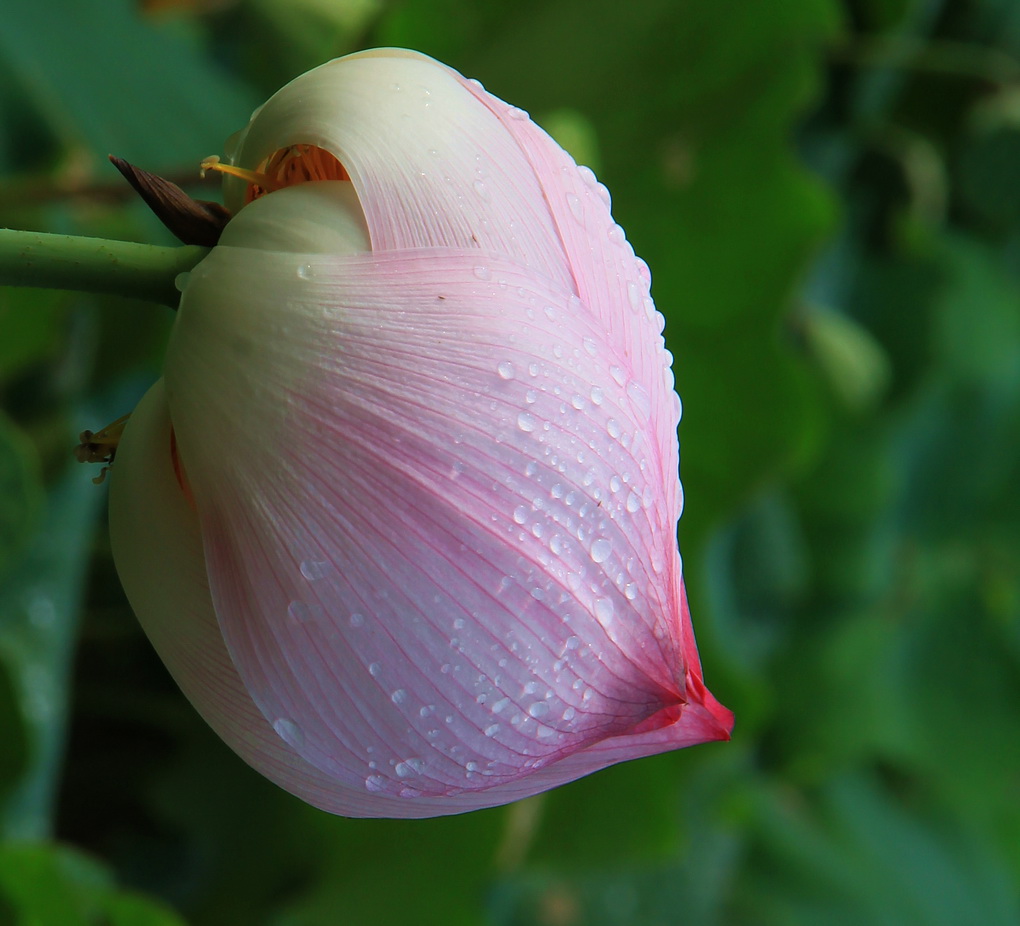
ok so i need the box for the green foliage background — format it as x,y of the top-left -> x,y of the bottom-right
1,0 -> 1019,923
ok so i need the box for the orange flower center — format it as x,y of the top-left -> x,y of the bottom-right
201,145 -> 350,204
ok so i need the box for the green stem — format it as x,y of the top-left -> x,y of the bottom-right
0,228 -> 209,308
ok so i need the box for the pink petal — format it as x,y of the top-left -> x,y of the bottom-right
453,71 -> 684,535
162,205 -> 730,811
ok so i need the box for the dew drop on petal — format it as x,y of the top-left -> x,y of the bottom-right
497,360 -> 516,380
485,723 -> 500,737
566,192 -> 584,224
395,757 -> 425,778
594,597 -> 615,626
473,266 -> 491,281
517,412 -> 538,432
272,717 -> 304,748
365,774 -> 386,792
287,600 -> 322,623
299,560 -> 328,580
627,281 -> 642,310
391,689 -> 408,705
590,538 -> 612,563
528,701 -> 551,719
590,385 -> 604,406
626,381 -> 652,419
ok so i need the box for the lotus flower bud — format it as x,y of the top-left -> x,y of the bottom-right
109,48 -> 732,818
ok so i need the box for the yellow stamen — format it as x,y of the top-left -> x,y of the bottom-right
200,156 -> 288,192
200,146 -> 349,204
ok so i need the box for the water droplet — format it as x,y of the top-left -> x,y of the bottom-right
543,304 -> 557,321
624,582 -> 638,601
287,600 -> 322,623
174,272 -> 190,292
528,361 -> 540,377
272,717 -> 304,747
365,774 -> 386,792
466,760 -> 480,773
513,505 -> 529,525
517,412 -> 538,432
607,419 -> 622,440
610,365 -> 627,386
395,757 -> 425,778
627,281 -> 642,310
497,360 -> 515,380
578,165 -> 598,187
507,105 -> 529,120
473,266 -> 491,281
525,389 -> 537,404
484,723 -> 500,737
627,381 -> 652,419
300,560 -> 328,580
566,192 -> 584,224
391,688 -> 408,705
590,538 -> 612,563
607,224 -> 626,246
472,179 -> 490,201
589,386 -> 605,406
349,612 -> 365,628
565,635 -> 580,650
582,336 -> 598,357
369,662 -> 382,677
528,701 -> 551,719
571,394 -> 586,410
595,597 -> 614,625
562,706 -> 577,721
626,491 -> 641,513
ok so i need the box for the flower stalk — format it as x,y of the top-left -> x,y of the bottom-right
0,227 -> 207,308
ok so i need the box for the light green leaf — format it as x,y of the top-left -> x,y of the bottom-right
0,0 -> 258,171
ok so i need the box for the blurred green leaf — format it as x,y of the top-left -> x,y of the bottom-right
0,461 -> 103,840
0,289 -> 68,387
0,842 -> 186,926
0,411 -> 43,576
743,775 -> 1020,926
0,0 -> 257,171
